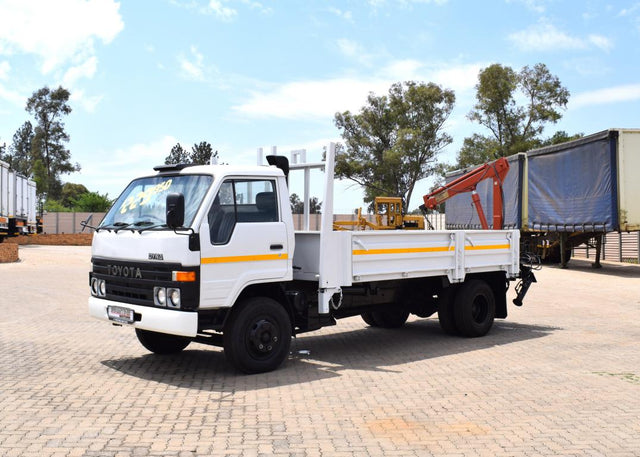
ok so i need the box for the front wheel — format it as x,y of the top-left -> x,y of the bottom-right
223,297 -> 292,374
453,279 -> 495,338
135,329 -> 191,354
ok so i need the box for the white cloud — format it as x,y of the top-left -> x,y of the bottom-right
0,0 -> 124,74
0,60 -> 9,80
63,56 -> 98,87
68,136 -> 178,195
571,84 -> 640,108
506,0 -> 547,13
70,89 -> 103,113
509,22 -> 585,51
179,46 -> 206,81
207,0 -> 237,20
588,34 -> 613,52
509,20 -> 614,53
0,82 -> 24,106
328,7 -> 353,22
233,60 -> 484,120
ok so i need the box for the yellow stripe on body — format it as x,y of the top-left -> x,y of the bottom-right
353,244 -> 510,256
353,246 -> 454,256
464,244 -> 510,251
202,253 -> 289,264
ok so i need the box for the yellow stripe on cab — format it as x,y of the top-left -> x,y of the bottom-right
201,253 -> 288,264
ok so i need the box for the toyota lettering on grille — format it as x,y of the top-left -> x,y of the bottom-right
107,264 -> 143,279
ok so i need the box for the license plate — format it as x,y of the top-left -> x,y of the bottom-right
107,305 -> 135,324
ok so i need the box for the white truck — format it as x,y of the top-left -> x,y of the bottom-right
88,144 -> 535,373
0,159 -> 38,242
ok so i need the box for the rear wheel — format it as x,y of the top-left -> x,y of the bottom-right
223,297 -> 292,374
369,308 -> 410,328
437,287 -> 459,336
135,329 -> 191,354
361,311 -> 378,327
453,280 -> 495,337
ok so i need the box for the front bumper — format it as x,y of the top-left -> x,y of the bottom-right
88,296 -> 198,337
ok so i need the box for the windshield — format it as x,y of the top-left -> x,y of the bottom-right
100,174 -> 213,229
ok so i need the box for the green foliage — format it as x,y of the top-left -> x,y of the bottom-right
8,121 -> 35,176
26,86 -> 80,198
290,193 -> 322,214
335,81 -> 455,210
60,183 -> 89,207
457,63 -> 570,168
71,192 -> 113,212
44,199 -> 72,212
165,141 -> 219,165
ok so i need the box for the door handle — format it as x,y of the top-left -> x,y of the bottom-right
270,244 -> 283,250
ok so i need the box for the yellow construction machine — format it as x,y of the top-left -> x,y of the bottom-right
333,197 -> 425,231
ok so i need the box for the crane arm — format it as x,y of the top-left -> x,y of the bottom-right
421,157 -> 510,229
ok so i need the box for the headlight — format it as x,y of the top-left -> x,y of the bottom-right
91,278 -> 99,296
167,288 -> 181,308
91,278 -> 106,297
154,287 -> 167,306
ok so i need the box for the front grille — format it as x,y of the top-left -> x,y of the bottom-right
91,257 -> 199,310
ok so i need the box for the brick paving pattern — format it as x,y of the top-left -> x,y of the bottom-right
1,245 -> 639,456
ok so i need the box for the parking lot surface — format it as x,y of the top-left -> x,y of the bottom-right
1,245 -> 639,457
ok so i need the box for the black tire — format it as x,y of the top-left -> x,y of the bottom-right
453,279 -> 495,338
361,311 -> 379,327
135,329 -> 191,354
369,308 -> 410,328
437,286 -> 459,336
223,297 -> 292,374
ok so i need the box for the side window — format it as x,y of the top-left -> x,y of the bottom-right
208,179 -> 278,245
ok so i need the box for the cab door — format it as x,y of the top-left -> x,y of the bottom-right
199,178 -> 289,308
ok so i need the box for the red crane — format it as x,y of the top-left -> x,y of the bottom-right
421,157 -> 510,229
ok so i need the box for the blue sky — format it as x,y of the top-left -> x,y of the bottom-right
1,0 -> 639,212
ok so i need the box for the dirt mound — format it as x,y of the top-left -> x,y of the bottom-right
5,233 -> 94,246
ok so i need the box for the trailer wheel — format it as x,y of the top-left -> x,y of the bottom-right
223,297 -> 292,374
437,287 -> 459,336
453,280 -> 495,338
369,308 -> 410,328
135,329 -> 191,354
361,312 -> 378,327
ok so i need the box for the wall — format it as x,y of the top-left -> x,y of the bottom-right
43,212 -> 106,234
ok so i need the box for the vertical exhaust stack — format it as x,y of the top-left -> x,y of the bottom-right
266,155 -> 290,186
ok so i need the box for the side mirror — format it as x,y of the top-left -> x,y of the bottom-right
166,193 -> 185,228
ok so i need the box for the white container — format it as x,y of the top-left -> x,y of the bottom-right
616,129 -> 640,231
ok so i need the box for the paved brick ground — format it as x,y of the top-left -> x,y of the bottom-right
1,245 -> 639,456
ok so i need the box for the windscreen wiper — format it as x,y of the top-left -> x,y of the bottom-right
97,222 -> 131,233
135,221 -> 168,233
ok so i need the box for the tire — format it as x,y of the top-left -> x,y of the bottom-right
135,329 -> 191,354
223,297 -> 292,374
437,286 -> 459,336
453,279 -> 495,338
369,308 -> 410,328
361,311 -> 379,327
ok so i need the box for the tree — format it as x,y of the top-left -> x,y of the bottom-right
334,81 -> 455,210
289,193 -> 322,214
165,141 -> 219,165
7,121 -> 35,176
72,191 -> 113,212
456,63 -> 570,168
165,143 -> 189,164
60,183 -> 89,208
26,86 -> 80,197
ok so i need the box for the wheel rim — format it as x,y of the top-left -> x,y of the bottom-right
471,295 -> 489,324
246,318 -> 280,360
